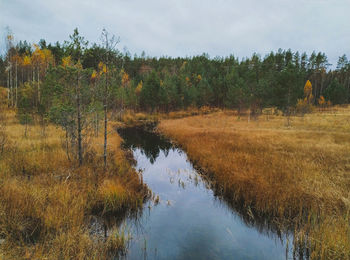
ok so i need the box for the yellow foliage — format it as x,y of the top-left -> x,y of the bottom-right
121,71 -> 130,86
304,80 -> 312,94
22,55 -> 31,66
98,61 -> 105,71
91,70 -> 97,80
62,56 -> 72,67
135,81 -> 143,95
32,45 -> 44,65
304,80 -> 313,102
42,49 -> 55,66
31,44 -> 53,67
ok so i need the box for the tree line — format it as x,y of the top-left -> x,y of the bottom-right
1,28 -> 350,114
0,27 -> 349,163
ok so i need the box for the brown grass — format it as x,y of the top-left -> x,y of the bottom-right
159,106 -> 350,259
0,109 -> 148,259
114,106 -> 221,127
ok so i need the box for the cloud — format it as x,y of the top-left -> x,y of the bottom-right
1,0 -> 349,66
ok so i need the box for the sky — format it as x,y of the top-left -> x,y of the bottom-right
0,0 -> 349,66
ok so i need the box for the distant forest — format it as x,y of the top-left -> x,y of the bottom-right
1,28 -> 350,117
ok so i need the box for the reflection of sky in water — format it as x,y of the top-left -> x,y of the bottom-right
118,129 -> 292,260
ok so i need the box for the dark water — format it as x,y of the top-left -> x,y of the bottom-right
116,127 -> 292,260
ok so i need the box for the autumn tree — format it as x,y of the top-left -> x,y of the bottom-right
304,80 -> 313,104
100,28 -> 119,170
296,80 -> 314,115
318,95 -> 325,108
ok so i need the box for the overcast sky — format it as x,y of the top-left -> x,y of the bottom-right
0,0 -> 349,66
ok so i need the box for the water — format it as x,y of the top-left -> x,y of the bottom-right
116,127 -> 292,260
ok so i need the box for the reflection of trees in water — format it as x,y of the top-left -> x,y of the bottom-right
118,127 -> 173,164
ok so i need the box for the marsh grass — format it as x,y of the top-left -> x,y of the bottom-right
0,109 -> 148,259
114,106 -> 221,127
159,106 -> 350,259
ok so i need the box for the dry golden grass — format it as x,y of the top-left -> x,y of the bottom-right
115,106 -> 221,127
0,109 -> 148,259
159,106 -> 350,259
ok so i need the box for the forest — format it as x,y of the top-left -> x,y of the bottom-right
1,28 -> 350,117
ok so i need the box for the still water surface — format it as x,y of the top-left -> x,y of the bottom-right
117,127 -> 292,260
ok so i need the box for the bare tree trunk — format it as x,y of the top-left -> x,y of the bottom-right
7,70 -> 10,107
10,68 -> 13,107
101,28 -> 119,171
15,61 -> 18,108
286,85 -> 291,127
248,104 -> 251,123
24,115 -> 28,138
103,71 -> 108,170
65,128 -> 71,161
76,72 -> 83,166
37,66 -> 40,103
320,71 -> 324,96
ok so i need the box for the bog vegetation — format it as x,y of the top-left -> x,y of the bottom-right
0,105 -> 148,258
1,27 -> 350,259
159,106 -> 350,259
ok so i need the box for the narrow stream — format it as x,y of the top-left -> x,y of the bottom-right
117,127 -> 292,260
